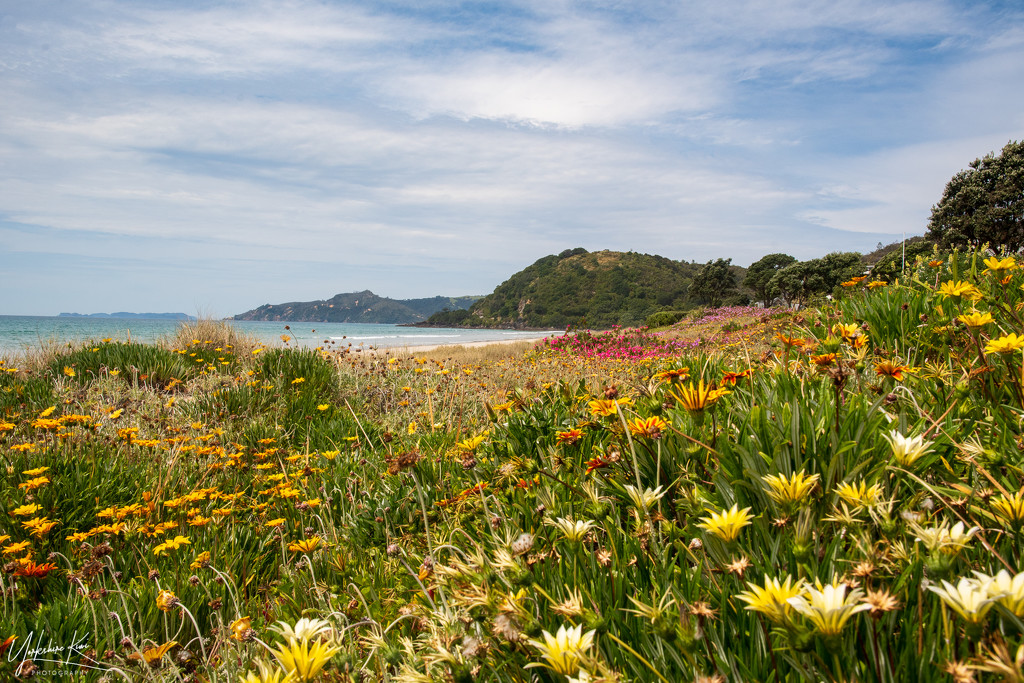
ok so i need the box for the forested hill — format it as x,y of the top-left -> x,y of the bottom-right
425,249 -> 746,329
233,291 -> 479,324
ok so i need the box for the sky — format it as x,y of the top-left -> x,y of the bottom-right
1,0 -> 1022,316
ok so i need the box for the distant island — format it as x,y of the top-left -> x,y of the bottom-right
232,290 -> 480,325
59,312 -> 196,320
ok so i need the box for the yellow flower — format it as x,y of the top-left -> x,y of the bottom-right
627,416 -> 668,438
762,471 -> 819,508
737,575 -> 807,624
913,521 -> 978,555
884,430 -> 932,467
985,333 -> 1024,355
291,377 -> 305,385
156,589 -> 180,612
875,361 -> 912,381
268,619 -> 339,682
288,538 -> 322,553
866,280 -> 887,289
316,404 -> 329,411
39,406 -> 56,418
136,640 -> 178,667
23,466 -> 49,476
526,624 -> 596,676
991,490 -> 1024,527
238,659 -> 292,683
265,518 -> 286,528
12,504 -> 40,516
407,421 -> 417,435
787,580 -> 870,635
697,504 -> 753,542
670,380 -> 731,413
976,569 -> 1024,617
587,399 -> 619,417
456,435 -> 486,451
230,616 -> 253,641
63,366 -> 76,377
190,551 -> 211,570
984,256 -> 1017,273
835,480 -> 883,508
3,541 -> 31,555
109,408 -> 123,419
928,577 -> 996,624
937,280 -> 983,301
546,517 -> 597,542
958,311 -> 995,327
18,476 -> 50,491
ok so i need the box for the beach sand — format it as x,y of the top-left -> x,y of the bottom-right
358,336 -> 553,356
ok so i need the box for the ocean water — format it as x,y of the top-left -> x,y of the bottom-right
0,316 -> 558,355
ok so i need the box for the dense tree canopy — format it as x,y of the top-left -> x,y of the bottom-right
927,140 -> 1024,251
744,253 -> 797,304
691,258 -> 738,308
768,252 -> 862,305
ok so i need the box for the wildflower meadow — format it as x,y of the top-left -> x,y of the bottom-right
3,249 -> 1024,682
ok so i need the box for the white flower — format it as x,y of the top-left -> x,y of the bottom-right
885,430 -> 932,467
526,624 -> 596,675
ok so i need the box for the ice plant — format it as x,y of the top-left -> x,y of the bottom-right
737,575 -> 806,624
884,430 -> 932,467
526,624 -> 596,676
787,580 -> 871,636
697,504 -> 754,542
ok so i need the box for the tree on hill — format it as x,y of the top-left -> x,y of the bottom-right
927,140 -> 1024,251
691,258 -> 738,307
768,252 -> 862,305
744,253 -> 796,304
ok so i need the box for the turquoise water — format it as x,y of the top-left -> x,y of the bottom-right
0,316 -> 557,355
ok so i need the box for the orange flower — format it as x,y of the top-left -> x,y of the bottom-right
555,428 -> 584,445
722,369 -> 753,385
14,560 -> 58,579
811,353 -> 837,367
627,416 -> 668,439
875,361 -> 911,381
775,333 -> 806,348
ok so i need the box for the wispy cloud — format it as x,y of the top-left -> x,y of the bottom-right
1,0 -> 1021,314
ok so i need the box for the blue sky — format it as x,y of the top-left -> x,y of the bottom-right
1,0 -> 1022,316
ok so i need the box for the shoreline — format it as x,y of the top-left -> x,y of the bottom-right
365,335 -> 554,355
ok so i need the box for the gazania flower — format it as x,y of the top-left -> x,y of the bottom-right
832,323 -> 861,342
288,538 -> 322,553
938,280 -> 982,301
721,369 -> 752,385
864,588 -> 900,617
13,560 -> 58,578
984,256 -> 1017,273
958,311 -> 995,327
762,471 -> 819,508
775,333 -> 806,348
18,476 -> 50,491
526,624 -> 596,676
991,490 -> 1024,527
12,504 -> 40,516
976,569 -> 1024,617
654,367 -> 690,384
555,428 -> 584,446
239,659 -> 291,683
229,616 -> 253,641
156,589 -> 180,612
787,581 -> 871,635
627,416 -> 668,439
875,361 -> 911,381
588,399 -> 618,417
884,430 -> 932,467
269,630 -> 340,681
737,575 -> 806,624
928,577 -> 996,624
546,517 -> 597,542
133,640 -> 178,667
913,521 -> 978,555
929,259 -> 944,268
985,333 -> 1024,355
866,280 -> 887,289
697,504 -> 754,542
811,353 -> 837,368
670,380 -> 730,413
835,480 -> 884,508
456,435 -> 486,451
624,484 -> 666,513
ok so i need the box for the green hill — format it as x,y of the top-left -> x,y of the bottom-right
430,248 -> 728,329
233,291 -> 479,324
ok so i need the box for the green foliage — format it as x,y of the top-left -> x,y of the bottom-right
49,342 -> 197,388
690,257 -> 738,307
463,249 -> 700,329
927,139 -> 1024,250
645,310 -> 685,328
769,251 -> 863,304
744,252 -> 797,303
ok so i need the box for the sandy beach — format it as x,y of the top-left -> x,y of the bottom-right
367,335 -> 553,355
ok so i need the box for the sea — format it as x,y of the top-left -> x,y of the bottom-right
0,316 -> 558,356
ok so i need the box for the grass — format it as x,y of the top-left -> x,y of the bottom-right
2,250 -> 1024,682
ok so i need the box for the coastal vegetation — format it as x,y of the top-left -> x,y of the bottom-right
3,247 -> 1024,681
234,291 -> 480,325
